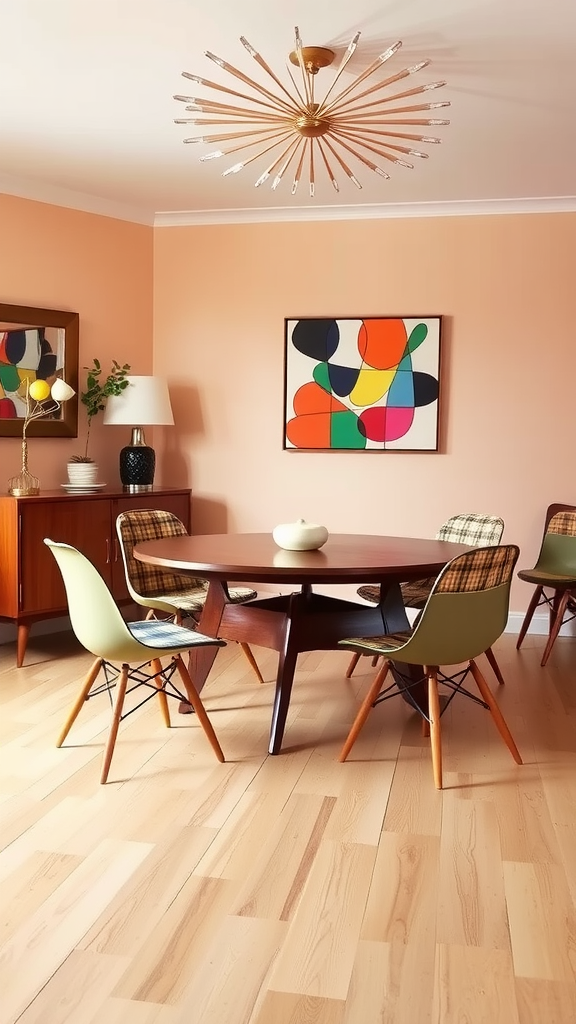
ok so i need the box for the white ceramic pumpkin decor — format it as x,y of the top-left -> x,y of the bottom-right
272,518 -> 329,551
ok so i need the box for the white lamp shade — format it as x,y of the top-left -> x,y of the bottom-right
102,375 -> 174,426
50,378 -> 75,402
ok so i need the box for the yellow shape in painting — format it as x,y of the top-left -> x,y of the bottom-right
350,368 -> 395,407
29,379 -> 51,401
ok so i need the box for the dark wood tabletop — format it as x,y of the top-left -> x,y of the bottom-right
134,531 -> 472,754
134,532 -> 471,585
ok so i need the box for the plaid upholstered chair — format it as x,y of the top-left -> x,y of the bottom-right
45,539 -> 226,784
339,544 -> 522,789
348,513 -> 506,684
116,510 -> 265,684
516,504 -> 576,666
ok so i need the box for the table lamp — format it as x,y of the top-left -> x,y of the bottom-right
103,375 -> 174,492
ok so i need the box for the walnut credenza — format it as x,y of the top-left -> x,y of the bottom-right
0,487 -> 191,666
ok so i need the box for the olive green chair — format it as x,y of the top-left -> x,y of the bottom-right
116,509 -> 265,684
348,512 -> 506,685
339,544 -> 522,789
516,504 -> 576,666
45,539 -> 226,784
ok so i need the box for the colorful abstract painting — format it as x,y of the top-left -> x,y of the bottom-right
0,326 -> 64,420
283,317 -> 442,451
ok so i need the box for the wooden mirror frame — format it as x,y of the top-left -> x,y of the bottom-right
0,302 -> 79,437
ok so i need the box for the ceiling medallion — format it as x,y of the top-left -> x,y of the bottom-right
174,27 -> 450,197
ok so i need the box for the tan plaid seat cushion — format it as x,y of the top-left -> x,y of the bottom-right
116,509 -> 257,611
343,545 -> 517,657
356,513 -> 505,609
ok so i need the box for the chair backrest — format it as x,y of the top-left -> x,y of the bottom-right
436,513 -> 504,547
44,539 -> 142,661
537,508 -> 576,576
395,544 -> 519,667
116,509 -> 207,602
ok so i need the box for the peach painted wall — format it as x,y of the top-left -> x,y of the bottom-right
0,193 -> 153,488
153,213 -> 576,614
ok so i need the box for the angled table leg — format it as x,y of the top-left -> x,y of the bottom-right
268,590 -> 303,755
181,581 -> 228,713
378,580 -> 428,714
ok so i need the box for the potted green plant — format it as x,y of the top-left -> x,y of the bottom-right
67,359 -> 131,486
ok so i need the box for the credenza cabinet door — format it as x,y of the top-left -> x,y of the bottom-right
19,499 -> 113,614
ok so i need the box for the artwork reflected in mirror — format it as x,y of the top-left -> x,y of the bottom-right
0,303 -> 79,437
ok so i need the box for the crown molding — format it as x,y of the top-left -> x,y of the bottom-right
2,174 -> 575,227
0,174 -> 154,225
154,196 -> 576,227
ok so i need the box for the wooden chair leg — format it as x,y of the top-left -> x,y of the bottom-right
484,645 -> 506,686
56,657 -> 103,747
339,660 -> 391,761
100,664 -> 129,784
541,589 -> 571,667
345,652 -> 362,678
427,669 -> 442,790
151,658 -> 171,727
174,655 -> 225,762
516,586 -> 543,649
469,660 -> 522,765
239,642 -> 265,684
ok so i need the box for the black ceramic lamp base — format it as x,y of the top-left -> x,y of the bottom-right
119,444 -> 156,492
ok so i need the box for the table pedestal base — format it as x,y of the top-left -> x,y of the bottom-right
188,582 -> 426,754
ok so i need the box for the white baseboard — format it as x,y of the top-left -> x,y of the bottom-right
505,611 -> 574,637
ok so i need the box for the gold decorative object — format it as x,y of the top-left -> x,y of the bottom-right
8,378 -> 75,496
174,27 -> 450,196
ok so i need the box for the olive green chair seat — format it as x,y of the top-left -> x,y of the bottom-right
116,509 -> 265,685
350,512 -> 506,684
516,505 -> 576,666
45,539 -> 226,784
339,544 -> 522,789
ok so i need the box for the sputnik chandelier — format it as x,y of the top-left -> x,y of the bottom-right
174,27 -> 450,197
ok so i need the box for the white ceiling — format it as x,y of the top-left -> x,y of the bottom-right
1,0 -> 575,225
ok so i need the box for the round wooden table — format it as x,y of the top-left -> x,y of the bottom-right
134,533 -> 470,754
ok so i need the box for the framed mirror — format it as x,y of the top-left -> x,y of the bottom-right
0,302 -> 79,437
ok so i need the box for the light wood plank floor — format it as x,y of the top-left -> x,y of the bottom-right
1,629 -> 575,1024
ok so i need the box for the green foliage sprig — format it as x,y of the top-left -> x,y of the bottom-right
71,358 -> 131,462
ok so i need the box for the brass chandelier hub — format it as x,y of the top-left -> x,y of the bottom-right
288,45 -> 335,75
295,105 -> 330,138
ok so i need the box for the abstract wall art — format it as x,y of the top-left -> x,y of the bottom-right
283,316 -> 442,452
0,303 -> 79,437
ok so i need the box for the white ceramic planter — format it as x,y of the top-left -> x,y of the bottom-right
66,461 -> 99,486
272,518 -> 329,551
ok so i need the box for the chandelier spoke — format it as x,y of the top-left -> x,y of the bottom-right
271,139 -> 304,190
177,75 -> 299,116
323,62 -> 432,118
291,139 -> 309,194
175,27 -> 450,196
316,139 -> 340,192
203,51 -> 300,116
240,35 -> 310,112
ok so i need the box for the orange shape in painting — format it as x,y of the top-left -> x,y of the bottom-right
293,381 -> 349,416
358,319 -> 407,370
286,412 -> 331,448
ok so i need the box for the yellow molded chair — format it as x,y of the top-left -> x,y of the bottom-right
339,544 -> 522,789
116,509 -> 265,684
348,512 -> 506,685
516,504 -> 576,666
45,539 -> 226,784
